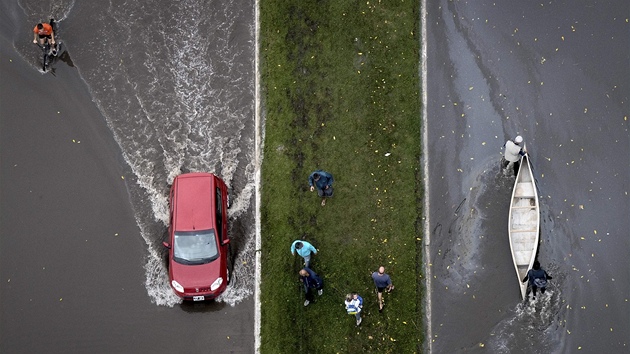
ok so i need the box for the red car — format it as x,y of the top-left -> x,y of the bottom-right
163,173 -> 231,301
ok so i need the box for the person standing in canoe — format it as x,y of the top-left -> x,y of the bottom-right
502,135 -> 526,176
522,261 -> 553,300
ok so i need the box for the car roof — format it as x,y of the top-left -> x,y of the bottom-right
173,173 -> 216,232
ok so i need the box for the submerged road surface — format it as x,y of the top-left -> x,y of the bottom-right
1,0 -> 256,352
425,1 -> 629,353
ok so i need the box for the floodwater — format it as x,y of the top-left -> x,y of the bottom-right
425,1 -> 629,353
1,0 -> 256,352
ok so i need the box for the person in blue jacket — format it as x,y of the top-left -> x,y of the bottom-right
308,170 -> 334,206
522,260 -> 553,299
345,293 -> 364,326
290,240 -> 318,267
299,268 -> 323,306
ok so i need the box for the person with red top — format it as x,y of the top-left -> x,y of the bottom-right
32,21 -> 56,52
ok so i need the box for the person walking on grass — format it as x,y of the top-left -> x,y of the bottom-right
502,135 -> 526,176
299,268 -> 323,307
345,293 -> 364,326
308,170 -> 334,206
290,240 -> 317,267
372,266 -> 394,312
522,260 -> 553,300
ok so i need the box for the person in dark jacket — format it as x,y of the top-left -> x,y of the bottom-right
522,260 -> 552,299
308,170 -> 334,206
299,268 -> 323,306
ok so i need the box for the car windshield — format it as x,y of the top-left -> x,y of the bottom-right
173,229 -> 219,265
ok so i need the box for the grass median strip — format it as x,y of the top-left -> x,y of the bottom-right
259,0 -> 422,352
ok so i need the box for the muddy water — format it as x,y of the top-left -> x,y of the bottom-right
425,1 -> 629,353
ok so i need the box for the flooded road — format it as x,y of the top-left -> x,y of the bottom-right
2,0 -> 256,352
425,1 -> 629,353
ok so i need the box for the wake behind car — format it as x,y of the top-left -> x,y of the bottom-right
163,172 -> 230,301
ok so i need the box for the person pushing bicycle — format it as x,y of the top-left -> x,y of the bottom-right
32,21 -> 57,53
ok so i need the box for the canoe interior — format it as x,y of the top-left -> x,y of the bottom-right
508,154 -> 540,299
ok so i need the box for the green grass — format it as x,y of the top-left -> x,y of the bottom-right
259,0 -> 423,352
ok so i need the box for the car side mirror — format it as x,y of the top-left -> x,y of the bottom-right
162,241 -> 171,249
222,239 -> 231,246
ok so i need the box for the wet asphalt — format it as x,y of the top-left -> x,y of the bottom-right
425,1 -> 629,353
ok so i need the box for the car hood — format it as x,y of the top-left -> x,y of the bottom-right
171,257 -> 223,288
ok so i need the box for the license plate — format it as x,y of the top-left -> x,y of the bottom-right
193,296 -> 205,301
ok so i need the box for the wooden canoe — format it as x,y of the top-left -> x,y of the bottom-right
508,153 -> 540,299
